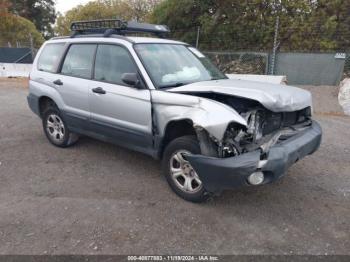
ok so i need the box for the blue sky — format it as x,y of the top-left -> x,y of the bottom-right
55,0 -> 92,14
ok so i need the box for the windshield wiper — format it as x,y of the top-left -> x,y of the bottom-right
159,82 -> 186,89
211,76 -> 227,80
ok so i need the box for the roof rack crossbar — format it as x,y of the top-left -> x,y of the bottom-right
70,19 -> 170,38
71,19 -> 126,32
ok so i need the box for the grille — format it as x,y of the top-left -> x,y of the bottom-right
283,112 -> 298,127
262,107 -> 311,135
262,112 -> 282,135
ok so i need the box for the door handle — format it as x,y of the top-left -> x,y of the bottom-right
53,79 -> 63,86
92,87 -> 106,94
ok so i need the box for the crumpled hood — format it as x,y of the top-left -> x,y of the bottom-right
168,79 -> 312,112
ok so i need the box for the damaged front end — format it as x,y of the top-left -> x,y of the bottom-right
185,95 -> 322,194
152,89 -> 322,194
219,105 -> 313,157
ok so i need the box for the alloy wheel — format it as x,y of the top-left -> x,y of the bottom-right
169,150 -> 203,193
46,114 -> 65,143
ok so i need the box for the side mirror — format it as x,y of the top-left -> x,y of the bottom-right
121,73 -> 145,89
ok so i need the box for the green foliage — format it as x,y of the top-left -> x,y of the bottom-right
151,0 -> 350,52
0,13 -> 45,48
0,0 -> 10,13
151,0 -> 207,45
8,0 -> 56,38
55,0 -> 161,36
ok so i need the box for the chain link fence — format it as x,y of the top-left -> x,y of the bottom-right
171,25 -> 349,85
1,35 -> 347,85
202,51 -> 345,85
0,39 -> 37,64
0,39 -> 34,48
204,51 -> 269,75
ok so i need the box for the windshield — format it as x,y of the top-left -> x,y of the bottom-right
134,44 -> 227,89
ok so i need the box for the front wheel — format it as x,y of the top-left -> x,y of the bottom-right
162,136 -> 209,203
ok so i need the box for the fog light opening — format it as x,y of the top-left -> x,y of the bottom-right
248,171 -> 265,185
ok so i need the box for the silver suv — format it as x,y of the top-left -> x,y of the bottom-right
27,20 -> 322,202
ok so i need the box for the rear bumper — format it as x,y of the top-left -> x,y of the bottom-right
186,120 -> 322,194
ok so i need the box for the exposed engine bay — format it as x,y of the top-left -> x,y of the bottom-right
192,93 -> 313,158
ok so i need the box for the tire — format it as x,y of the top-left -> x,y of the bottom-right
162,135 -> 209,203
42,106 -> 79,148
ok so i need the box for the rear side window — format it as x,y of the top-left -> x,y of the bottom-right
94,44 -> 138,85
61,44 -> 96,79
37,43 -> 65,73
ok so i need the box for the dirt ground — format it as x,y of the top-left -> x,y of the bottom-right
300,85 -> 344,116
0,78 -> 349,255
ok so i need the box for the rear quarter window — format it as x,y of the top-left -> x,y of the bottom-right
37,43 -> 65,73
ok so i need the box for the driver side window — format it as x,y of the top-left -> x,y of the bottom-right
94,44 -> 138,86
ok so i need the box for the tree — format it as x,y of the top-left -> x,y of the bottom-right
8,0 -> 56,38
151,0 -> 350,52
151,0 -> 206,45
304,0 -> 350,51
0,0 -> 11,13
55,0 -> 162,36
127,0 -> 162,21
151,0 -> 280,50
0,12 -> 45,48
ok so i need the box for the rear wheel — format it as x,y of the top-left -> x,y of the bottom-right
42,107 -> 79,147
162,136 -> 209,203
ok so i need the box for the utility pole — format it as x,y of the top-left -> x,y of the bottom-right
270,15 -> 279,75
196,26 -> 200,48
29,33 -> 34,61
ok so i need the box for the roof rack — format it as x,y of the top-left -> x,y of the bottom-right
70,19 -> 170,38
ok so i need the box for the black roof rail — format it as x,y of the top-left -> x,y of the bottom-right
70,19 -> 170,38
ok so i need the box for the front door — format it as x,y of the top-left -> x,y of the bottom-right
89,44 -> 153,153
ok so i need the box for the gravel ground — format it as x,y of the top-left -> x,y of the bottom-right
299,85 -> 344,115
0,79 -> 349,255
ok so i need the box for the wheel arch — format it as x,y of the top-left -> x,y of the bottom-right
158,119 -> 197,158
38,96 -> 57,117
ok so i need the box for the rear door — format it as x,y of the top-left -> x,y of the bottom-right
56,43 -> 97,130
89,44 -> 153,153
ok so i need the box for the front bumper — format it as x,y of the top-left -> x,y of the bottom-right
186,120 -> 322,194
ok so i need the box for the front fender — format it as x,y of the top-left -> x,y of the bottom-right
151,90 -> 247,141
